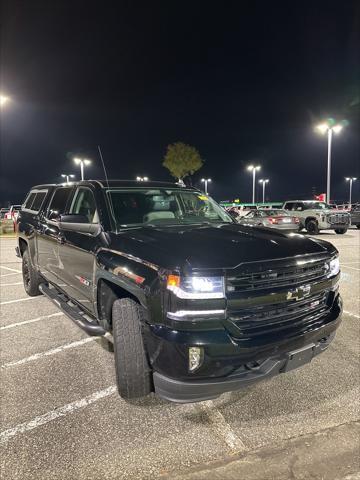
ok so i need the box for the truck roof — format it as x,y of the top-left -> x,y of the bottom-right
29,180 -> 192,190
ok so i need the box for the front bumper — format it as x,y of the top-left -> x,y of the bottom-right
148,293 -> 342,403
153,332 -> 336,403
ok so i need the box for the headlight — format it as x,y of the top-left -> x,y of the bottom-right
167,275 -> 225,299
328,256 -> 340,277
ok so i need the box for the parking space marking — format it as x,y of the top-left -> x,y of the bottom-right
0,297 -> 40,305
344,310 -> 360,319
342,265 -> 360,271
1,337 -> 96,368
197,401 -> 246,453
0,282 -> 23,286
0,265 -> 21,273
0,272 -> 21,277
0,312 -> 64,331
0,385 -> 117,445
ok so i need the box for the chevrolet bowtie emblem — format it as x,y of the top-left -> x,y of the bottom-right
286,284 -> 311,301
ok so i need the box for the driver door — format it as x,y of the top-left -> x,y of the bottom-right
57,187 -> 101,314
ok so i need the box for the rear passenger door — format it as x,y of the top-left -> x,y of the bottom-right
37,187 -> 73,284
57,187 -> 101,314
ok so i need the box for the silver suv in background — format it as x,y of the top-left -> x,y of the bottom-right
282,201 -> 350,235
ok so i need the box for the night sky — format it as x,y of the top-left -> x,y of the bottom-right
1,0 -> 359,205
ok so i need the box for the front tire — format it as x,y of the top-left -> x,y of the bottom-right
306,220 -> 319,235
22,249 -> 42,296
335,228 -> 347,234
112,298 -> 152,399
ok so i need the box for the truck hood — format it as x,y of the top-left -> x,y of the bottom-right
109,224 -> 334,272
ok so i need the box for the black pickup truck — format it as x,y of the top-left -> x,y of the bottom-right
16,180 -> 342,403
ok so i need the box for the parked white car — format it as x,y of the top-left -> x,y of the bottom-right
282,200 -> 350,234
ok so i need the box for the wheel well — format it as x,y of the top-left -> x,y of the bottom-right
18,238 -> 28,256
97,278 -> 140,329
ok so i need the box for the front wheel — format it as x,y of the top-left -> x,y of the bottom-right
112,298 -> 152,399
22,249 -> 42,296
306,220 -> 319,235
335,228 -> 347,234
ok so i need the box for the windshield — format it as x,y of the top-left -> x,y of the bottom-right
107,188 -> 233,229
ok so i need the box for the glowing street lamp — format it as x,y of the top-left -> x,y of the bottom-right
136,176 -> 149,181
61,174 -> 75,184
315,118 -> 346,203
201,178 -> 212,194
0,94 -> 10,108
247,165 -> 261,203
74,157 -> 91,181
345,177 -> 357,206
258,179 -> 269,203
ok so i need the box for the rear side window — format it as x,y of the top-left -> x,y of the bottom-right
24,192 -> 36,209
23,190 -> 48,213
31,191 -> 47,212
47,188 -> 72,220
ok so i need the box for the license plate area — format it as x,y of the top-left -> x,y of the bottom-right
283,344 -> 315,372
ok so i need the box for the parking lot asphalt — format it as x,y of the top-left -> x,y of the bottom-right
0,230 -> 359,480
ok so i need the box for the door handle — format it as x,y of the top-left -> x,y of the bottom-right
57,234 -> 65,245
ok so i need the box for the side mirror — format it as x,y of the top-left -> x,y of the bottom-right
59,214 -> 101,235
296,207 -> 303,211
60,214 -> 89,224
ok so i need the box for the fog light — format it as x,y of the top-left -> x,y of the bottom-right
189,346 -> 203,372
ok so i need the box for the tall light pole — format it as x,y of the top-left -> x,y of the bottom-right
315,119 -> 345,203
74,157 -> 91,181
136,176 -> 149,181
247,165 -> 261,203
258,179 -> 269,203
345,177 -> 357,206
201,178 -> 211,194
61,174 -> 75,184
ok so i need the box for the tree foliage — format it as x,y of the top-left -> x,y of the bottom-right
162,142 -> 203,180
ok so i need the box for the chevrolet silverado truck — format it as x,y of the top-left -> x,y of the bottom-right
282,200 -> 350,235
16,180 -> 342,403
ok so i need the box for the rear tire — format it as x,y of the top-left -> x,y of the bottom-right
306,220 -> 319,235
22,249 -> 42,296
335,228 -> 347,234
112,298 -> 152,399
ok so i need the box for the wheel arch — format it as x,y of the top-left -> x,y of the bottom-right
18,237 -> 28,256
96,277 -> 143,330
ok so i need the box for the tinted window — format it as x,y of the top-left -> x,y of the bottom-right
284,203 -> 294,210
48,188 -> 72,220
31,192 -> 47,212
70,188 -> 98,223
24,192 -> 36,209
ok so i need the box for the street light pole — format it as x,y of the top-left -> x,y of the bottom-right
74,158 -> 91,181
259,179 -> 269,203
201,178 -> 211,194
316,120 -> 345,204
345,177 -> 357,206
247,165 -> 261,203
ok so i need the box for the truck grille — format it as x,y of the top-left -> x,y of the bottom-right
227,258 -> 328,292
327,213 -> 349,225
228,291 -> 330,339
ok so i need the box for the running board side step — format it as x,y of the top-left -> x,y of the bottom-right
39,283 -> 106,336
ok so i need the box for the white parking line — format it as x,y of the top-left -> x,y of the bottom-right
196,401 -> 246,453
0,385 -> 117,444
341,265 -> 360,271
1,337 -> 96,369
0,312 -> 64,331
0,282 -> 23,286
0,272 -> 21,278
344,310 -> 360,319
0,297 -> 40,306
0,265 -> 21,273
